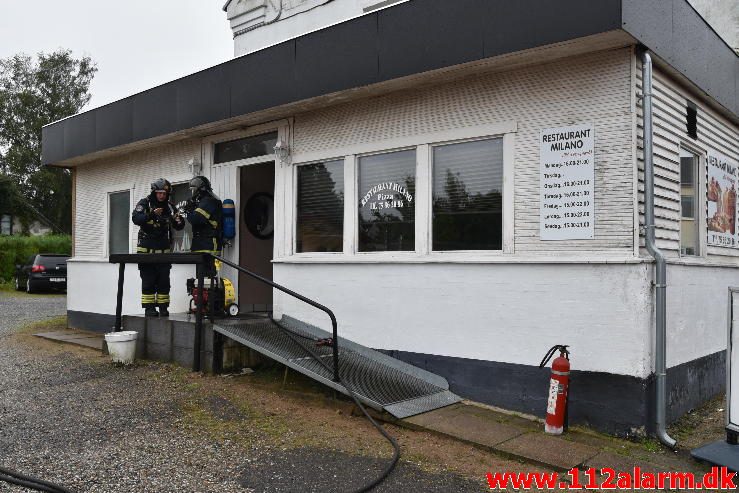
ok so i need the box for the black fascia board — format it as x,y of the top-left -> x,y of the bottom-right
621,0 -> 738,118
42,0 -> 736,166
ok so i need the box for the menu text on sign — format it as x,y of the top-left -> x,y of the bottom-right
540,124 -> 595,240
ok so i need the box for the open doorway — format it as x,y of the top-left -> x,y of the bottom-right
239,162 -> 275,312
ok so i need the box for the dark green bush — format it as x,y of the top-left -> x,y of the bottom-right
0,234 -> 71,283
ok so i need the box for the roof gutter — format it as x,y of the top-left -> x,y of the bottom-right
641,48 -> 677,449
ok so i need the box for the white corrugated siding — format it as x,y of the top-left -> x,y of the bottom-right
293,48 -> 635,256
636,61 -> 739,257
74,139 -> 201,257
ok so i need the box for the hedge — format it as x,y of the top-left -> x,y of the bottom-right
0,234 -> 72,283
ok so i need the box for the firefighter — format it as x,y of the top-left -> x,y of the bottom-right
131,178 -> 185,317
183,176 -> 222,277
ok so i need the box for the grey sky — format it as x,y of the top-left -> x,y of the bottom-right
0,0 -> 233,111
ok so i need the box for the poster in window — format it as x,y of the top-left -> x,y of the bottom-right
707,149 -> 739,248
539,123 -> 595,240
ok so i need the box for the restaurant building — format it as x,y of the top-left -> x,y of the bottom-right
42,0 -> 739,434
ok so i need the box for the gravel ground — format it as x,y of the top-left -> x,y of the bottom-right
0,293 -> 486,493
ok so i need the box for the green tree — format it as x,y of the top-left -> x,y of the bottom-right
0,50 -> 96,233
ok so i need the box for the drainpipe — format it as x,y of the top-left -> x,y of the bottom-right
641,49 -> 677,449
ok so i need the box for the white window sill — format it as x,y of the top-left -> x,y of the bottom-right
274,254 -> 646,265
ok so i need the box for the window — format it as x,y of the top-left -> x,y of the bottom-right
432,138 -> 503,250
680,148 -> 699,256
686,101 -> 698,139
170,183 -> 193,252
296,160 -> 344,253
0,214 -> 11,235
108,190 -> 130,255
358,150 -> 416,252
214,132 -> 278,164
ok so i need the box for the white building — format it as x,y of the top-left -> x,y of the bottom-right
43,0 -> 738,435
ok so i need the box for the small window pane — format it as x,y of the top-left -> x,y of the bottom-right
296,161 -> 344,253
0,214 -> 11,235
680,150 -> 699,256
432,139 -> 503,251
214,132 -> 278,164
680,156 -> 695,185
109,191 -> 130,255
358,150 -> 415,252
170,183 -> 193,252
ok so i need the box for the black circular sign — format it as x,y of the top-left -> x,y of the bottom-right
244,192 -> 274,239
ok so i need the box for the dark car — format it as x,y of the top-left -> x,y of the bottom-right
14,254 -> 69,293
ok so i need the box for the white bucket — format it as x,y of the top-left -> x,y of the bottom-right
104,331 -> 138,364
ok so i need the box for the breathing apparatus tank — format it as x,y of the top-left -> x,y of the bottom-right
223,199 -> 235,241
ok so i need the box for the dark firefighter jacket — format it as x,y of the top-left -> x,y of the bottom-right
131,195 -> 184,252
187,194 -> 223,253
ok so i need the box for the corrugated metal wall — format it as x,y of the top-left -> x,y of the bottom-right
636,60 -> 739,257
74,140 -> 201,257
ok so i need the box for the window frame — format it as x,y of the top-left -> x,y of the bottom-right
428,135 -> 507,254
293,157 -> 347,255
678,143 -> 706,258
0,214 -> 12,235
169,181 -> 194,253
105,184 -> 134,258
285,122 -> 516,261
204,121 -> 283,169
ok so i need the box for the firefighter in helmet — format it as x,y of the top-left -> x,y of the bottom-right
131,178 -> 184,317
183,176 -> 223,276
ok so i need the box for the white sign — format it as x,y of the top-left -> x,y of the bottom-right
539,124 -> 595,240
707,149 -> 739,248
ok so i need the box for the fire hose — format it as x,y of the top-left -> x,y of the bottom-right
0,466 -> 72,492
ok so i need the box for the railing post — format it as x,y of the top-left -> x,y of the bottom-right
331,317 -> 339,382
193,262 -> 205,372
114,263 -> 125,332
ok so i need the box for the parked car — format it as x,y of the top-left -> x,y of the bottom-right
14,254 -> 69,293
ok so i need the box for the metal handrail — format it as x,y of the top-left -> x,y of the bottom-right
211,254 -> 340,382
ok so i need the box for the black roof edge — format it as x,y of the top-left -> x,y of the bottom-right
42,0 -> 737,166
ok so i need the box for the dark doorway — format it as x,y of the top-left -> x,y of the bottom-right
239,162 -> 275,312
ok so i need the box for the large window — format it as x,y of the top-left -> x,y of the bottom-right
289,125 -> 514,258
214,132 -> 278,164
680,148 -> 699,256
296,160 -> 344,253
358,150 -> 416,252
108,190 -> 130,255
170,183 -> 193,252
432,138 -> 503,250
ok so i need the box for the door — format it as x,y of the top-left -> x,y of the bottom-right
239,162 -> 275,312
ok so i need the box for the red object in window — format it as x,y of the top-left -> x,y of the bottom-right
31,265 -> 46,273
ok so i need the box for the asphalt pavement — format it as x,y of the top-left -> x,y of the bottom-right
0,292 -> 484,493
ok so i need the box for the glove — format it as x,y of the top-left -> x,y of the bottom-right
181,199 -> 196,214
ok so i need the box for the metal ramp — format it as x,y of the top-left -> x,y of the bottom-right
213,316 -> 461,419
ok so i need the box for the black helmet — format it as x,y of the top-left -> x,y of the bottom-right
150,178 -> 171,198
189,176 -> 211,199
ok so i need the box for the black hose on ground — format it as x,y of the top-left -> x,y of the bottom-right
273,319 -> 400,493
0,466 -> 72,493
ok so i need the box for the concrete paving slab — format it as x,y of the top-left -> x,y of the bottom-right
34,331 -> 103,350
496,432 -> 600,471
404,403 -> 466,428
422,411 -> 525,447
34,331 -> 98,339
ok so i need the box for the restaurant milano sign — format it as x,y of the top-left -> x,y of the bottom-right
539,123 -> 595,241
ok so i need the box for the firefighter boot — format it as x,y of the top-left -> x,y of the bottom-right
159,306 -> 169,317
145,307 -> 158,317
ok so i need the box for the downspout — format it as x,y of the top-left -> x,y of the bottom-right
640,49 -> 677,448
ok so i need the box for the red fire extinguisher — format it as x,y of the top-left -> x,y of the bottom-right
539,345 -> 570,435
